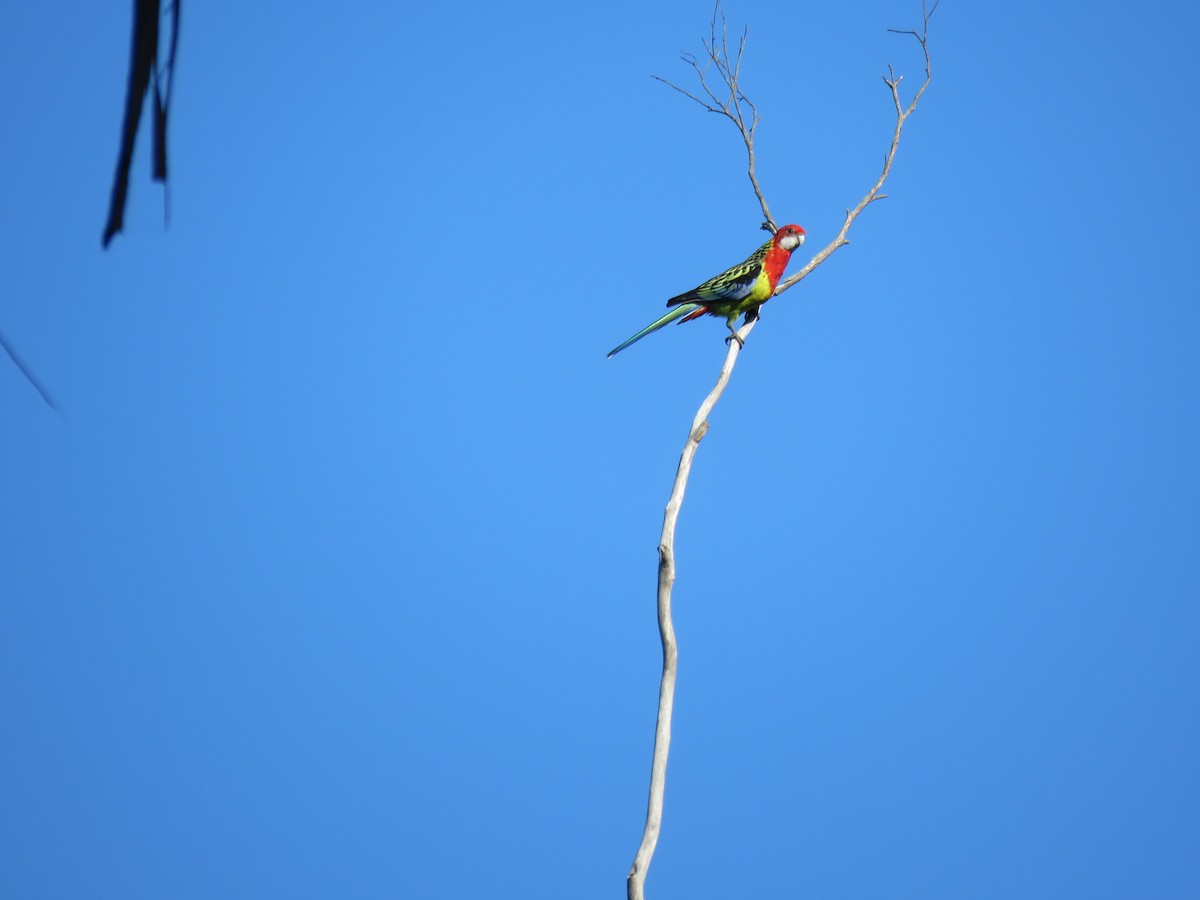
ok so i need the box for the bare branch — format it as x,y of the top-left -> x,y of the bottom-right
650,74 -> 722,114
653,1 -> 775,231
629,5 -> 936,897
776,0 -> 937,294
626,318 -> 757,900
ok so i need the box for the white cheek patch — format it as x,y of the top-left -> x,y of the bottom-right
782,233 -> 803,251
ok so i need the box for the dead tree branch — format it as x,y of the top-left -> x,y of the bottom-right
776,0 -> 938,294
103,0 -> 182,247
626,322 -> 754,900
653,2 -> 775,231
628,4 -> 936,898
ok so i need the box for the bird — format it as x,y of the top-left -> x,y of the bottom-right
607,224 -> 805,358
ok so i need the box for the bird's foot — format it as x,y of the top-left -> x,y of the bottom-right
724,330 -> 745,349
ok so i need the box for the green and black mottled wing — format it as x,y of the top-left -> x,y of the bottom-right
665,240 -> 771,307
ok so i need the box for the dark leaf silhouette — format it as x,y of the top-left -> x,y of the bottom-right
102,0 -> 181,248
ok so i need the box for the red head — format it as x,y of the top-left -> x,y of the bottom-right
773,224 -> 806,252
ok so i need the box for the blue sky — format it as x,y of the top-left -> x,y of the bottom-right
3,1 -> 1198,897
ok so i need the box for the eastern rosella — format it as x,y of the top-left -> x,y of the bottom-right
607,224 -> 806,358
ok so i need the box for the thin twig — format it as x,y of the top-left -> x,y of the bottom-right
776,0 -> 938,294
0,328 -> 59,412
653,1 -> 775,231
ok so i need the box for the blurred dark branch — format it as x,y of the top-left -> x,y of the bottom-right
0,329 -> 58,413
153,0 -> 181,183
103,0 -> 181,247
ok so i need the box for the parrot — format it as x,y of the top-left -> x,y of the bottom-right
607,223 -> 806,358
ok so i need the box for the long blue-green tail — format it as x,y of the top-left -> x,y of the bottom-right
607,303 -> 702,358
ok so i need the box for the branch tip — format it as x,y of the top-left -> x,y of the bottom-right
654,0 -> 774,229
775,1 -> 934,296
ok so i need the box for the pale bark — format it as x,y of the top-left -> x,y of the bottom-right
627,4 -> 938,898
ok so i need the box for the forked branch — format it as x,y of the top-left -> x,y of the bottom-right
628,5 -> 937,899
777,0 -> 938,294
653,2 -> 775,231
